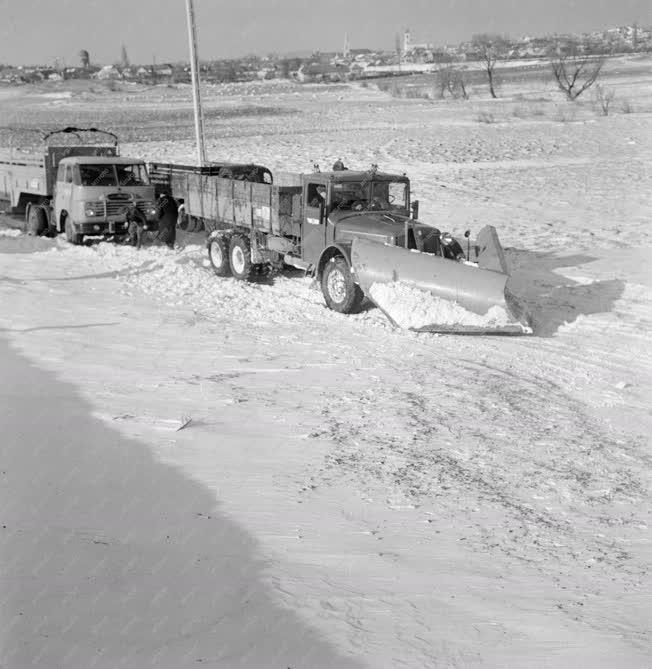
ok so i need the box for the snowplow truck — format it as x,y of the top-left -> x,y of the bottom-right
0,127 -> 158,244
148,162 -> 528,333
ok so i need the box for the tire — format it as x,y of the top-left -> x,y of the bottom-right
27,205 -> 48,236
208,235 -> 232,277
187,216 -> 201,233
177,210 -> 189,231
228,234 -> 253,281
321,256 -> 364,314
64,217 -> 83,245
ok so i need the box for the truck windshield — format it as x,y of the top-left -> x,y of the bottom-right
331,181 -> 408,212
79,165 -> 117,186
78,164 -> 150,187
371,182 -> 408,211
117,164 -> 150,186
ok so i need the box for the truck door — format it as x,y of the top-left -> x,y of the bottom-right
302,182 -> 328,266
53,163 -> 68,226
56,164 -> 74,223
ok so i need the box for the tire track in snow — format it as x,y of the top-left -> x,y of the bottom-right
307,344 -> 648,599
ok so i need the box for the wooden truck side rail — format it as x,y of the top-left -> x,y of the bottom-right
149,162 -> 302,238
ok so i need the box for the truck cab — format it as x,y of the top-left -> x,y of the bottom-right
301,169 -> 429,269
54,156 -> 158,244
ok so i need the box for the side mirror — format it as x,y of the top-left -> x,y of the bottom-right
410,199 -> 419,220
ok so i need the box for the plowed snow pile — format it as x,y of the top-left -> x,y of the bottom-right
370,280 -> 528,332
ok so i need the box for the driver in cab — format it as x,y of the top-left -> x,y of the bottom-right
309,185 -> 327,208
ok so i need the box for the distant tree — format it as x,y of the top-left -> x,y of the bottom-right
278,59 -> 291,79
436,65 -> 469,99
549,41 -> 604,100
120,45 -> 130,69
471,33 -> 508,98
592,83 -> 615,115
79,49 -> 90,69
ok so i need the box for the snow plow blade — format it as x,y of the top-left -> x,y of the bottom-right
351,230 -> 530,334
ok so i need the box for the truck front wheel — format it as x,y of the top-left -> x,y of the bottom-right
27,206 -> 47,236
229,234 -> 253,280
65,217 -> 83,245
321,256 -> 364,314
208,235 -> 232,277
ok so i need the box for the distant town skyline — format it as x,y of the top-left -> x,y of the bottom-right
0,0 -> 649,66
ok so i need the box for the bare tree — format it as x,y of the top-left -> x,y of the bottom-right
549,42 -> 604,100
471,34 -> 508,98
451,67 -> 469,99
435,65 -> 451,98
79,49 -> 90,69
593,84 -> 615,115
437,65 -> 469,99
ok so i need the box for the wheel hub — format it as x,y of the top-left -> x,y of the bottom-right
327,269 -> 347,303
231,246 -> 245,274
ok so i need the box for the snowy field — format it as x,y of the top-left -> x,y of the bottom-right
1,58 -> 651,667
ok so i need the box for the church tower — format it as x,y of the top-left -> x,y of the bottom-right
403,28 -> 411,55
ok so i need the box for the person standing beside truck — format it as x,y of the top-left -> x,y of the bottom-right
125,203 -> 148,249
156,192 -> 178,249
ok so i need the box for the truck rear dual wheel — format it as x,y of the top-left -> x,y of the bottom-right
321,256 -> 364,314
27,206 -> 48,236
208,235 -> 232,277
229,234 -> 254,280
64,217 -> 84,246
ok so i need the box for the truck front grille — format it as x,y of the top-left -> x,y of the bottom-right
95,200 -> 155,218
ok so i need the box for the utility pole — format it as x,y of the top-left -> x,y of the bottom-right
185,0 -> 206,166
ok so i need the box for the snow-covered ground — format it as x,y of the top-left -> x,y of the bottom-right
1,65 -> 651,667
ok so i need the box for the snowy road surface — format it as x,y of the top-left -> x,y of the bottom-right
1,63 -> 651,666
1,231 -> 650,668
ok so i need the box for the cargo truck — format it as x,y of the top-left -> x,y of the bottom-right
148,161 -> 528,333
0,127 -> 158,244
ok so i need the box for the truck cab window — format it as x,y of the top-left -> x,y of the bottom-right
79,165 -> 117,186
307,183 -> 327,208
332,182 -> 369,211
57,163 -> 66,182
65,166 -> 73,184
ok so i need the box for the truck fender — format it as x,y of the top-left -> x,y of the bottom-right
316,244 -> 352,281
206,228 -> 235,247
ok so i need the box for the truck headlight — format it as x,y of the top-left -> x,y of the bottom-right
85,208 -> 95,216
148,207 -> 157,216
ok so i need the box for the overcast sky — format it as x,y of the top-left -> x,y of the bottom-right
0,0 -> 649,66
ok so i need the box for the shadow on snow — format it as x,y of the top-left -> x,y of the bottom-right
0,337 -> 362,669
